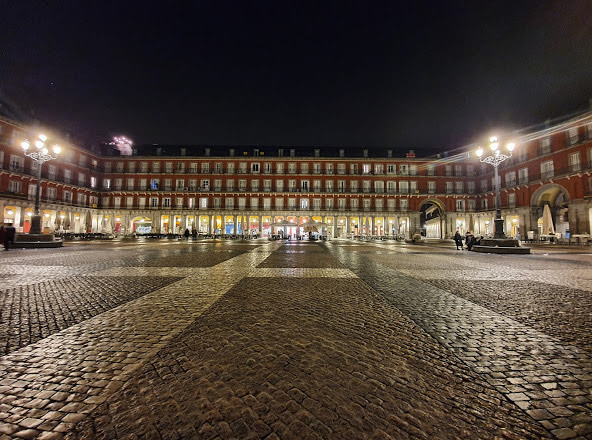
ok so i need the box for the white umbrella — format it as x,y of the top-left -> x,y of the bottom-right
270,220 -> 298,227
542,204 -> 555,235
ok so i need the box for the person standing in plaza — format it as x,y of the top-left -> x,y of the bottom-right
4,223 -> 15,250
184,228 -> 190,240
454,231 -> 463,250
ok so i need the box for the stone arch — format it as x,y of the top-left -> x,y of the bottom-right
530,183 -> 570,208
419,198 -> 446,238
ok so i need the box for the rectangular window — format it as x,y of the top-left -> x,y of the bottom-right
338,198 -> 347,210
128,162 -> 136,173
214,179 -> 222,191
374,181 -> 384,193
480,179 -> 488,192
152,162 -> 160,173
518,168 -> 528,184
288,179 -> 297,191
467,181 -> 475,194
275,198 -> 284,209
325,163 -> 334,174
176,179 -> 185,190
275,180 -> 284,192
288,198 -> 297,209
337,163 -> 345,174
177,162 -> 185,173
428,181 -> 436,194
325,180 -> 334,192
387,164 -> 395,174
78,193 -> 88,206
47,187 -> 57,200
114,178 -> 122,190
300,163 -> 309,174
126,196 -> 134,207
137,197 -> 146,208
400,199 -> 408,211
350,180 -> 359,192
251,163 -> 260,173
399,164 -> 408,175
427,164 -> 435,176
541,160 -> 554,179
568,152 -> 581,172
454,165 -> 462,176
165,162 -> 173,173
301,180 -> 309,191
468,199 -> 476,211
140,162 -> 148,172
505,171 -> 516,187
163,179 -> 172,190
409,165 -> 417,176
64,190 -> 72,203
213,197 -> 221,208
263,197 -> 272,210
276,162 -> 284,173
225,197 -> 234,209
199,197 -> 208,209
455,181 -> 463,193
288,163 -> 297,174
362,164 -> 371,174
151,197 -> 159,208
251,179 -> 260,191
263,163 -> 272,173
91,176 -> 98,188
508,193 -> 516,208
399,181 -> 409,194
9,154 -> 24,172
190,162 -> 198,173
456,200 -> 465,211
445,181 -> 453,194
374,164 -> 384,175
325,198 -> 334,209
387,181 -> 396,193
313,180 -> 322,192
104,162 -> 112,173
567,127 -> 579,145
540,137 -> 551,154
215,162 -> 223,173
225,179 -> 234,191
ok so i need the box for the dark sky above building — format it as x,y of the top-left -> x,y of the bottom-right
1,1 -> 592,152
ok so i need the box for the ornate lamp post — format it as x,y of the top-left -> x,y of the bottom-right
475,136 -> 514,239
21,134 -> 61,235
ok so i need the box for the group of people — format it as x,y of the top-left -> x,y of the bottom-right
0,224 -> 16,251
183,228 -> 198,240
453,230 -> 483,251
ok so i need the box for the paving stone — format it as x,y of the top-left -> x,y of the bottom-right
1,240 -> 590,438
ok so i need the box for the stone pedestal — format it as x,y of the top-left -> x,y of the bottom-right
472,238 -> 530,254
13,233 -> 63,248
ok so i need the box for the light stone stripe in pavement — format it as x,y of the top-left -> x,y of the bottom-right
326,243 -> 592,439
0,243 -> 282,438
397,268 -> 592,292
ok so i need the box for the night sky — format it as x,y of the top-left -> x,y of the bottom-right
1,1 -> 592,152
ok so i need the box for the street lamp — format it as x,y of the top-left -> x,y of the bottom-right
475,136 -> 515,239
21,134 -> 61,235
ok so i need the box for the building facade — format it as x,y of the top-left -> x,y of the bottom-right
0,112 -> 591,240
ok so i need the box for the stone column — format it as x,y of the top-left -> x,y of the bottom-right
258,215 -> 262,235
234,215 -> 238,235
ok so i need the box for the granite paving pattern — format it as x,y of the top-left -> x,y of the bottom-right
67,277 -> 547,440
325,241 -> 592,439
0,239 -> 590,439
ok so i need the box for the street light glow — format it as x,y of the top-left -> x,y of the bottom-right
506,142 -> 515,151
53,145 -> 61,154
476,147 -> 483,157
39,134 -> 47,142
21,141 -> 30,151
35,140 -> 45,149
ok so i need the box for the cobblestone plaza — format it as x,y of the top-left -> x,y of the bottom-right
0,240 -> 591,439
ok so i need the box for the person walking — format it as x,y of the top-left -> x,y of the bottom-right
4,223 -> 15,250
453,231 -> 463,250
0,226 -> 6,251
183,228 -> 190,240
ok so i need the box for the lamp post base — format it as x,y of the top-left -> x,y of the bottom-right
472,238 -> 530,254
13,233 -> 63,248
